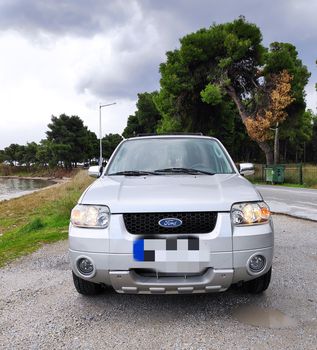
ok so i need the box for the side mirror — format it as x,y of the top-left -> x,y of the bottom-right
239,163 -> 255,176
88,166 -> 102,178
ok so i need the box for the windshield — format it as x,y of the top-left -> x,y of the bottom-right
107,138 -> 235,175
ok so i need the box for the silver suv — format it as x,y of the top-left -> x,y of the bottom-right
69,135 -> 273,295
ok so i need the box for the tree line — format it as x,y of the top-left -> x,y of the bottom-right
1,17 -> 317,167
0,114 -> 123,168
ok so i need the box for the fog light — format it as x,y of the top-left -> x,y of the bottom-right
77,258 -> 94,276
249,255 -> 266,273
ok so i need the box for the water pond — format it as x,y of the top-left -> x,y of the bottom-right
0,178 -> 55,201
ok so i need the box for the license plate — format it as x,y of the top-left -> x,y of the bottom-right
133,238 -> 200,262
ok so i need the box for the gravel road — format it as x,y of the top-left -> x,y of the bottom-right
0,215 -> 316,350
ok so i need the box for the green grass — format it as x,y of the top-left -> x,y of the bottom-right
0,171 -> 93,267
251,181 -> 308,188
273,183 -> 308,188
0,164 -> 79,178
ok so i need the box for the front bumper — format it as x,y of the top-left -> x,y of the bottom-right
69,212 -> 274,294
69,246 -> 273,294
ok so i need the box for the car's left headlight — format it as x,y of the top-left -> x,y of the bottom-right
71,204 -> 110,228
231,201 -> 271,225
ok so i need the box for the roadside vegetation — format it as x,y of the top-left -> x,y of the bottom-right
0,117 -> 122,170
0,164 -> 79,178
0,171 -> 93,267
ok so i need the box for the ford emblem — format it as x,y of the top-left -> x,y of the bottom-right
158,218 -> 183,228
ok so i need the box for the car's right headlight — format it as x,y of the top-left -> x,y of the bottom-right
71,204 -> 110,228
231,201 -> 271,226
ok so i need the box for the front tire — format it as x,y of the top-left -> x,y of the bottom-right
243,267 -> 272,294
72,272 -> 103,295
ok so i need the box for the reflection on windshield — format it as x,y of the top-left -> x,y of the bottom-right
107,138 -> 234,175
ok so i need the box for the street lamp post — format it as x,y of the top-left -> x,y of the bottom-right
99,102 -> 116,169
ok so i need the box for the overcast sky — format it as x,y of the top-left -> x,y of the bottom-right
0,0 -> 316,149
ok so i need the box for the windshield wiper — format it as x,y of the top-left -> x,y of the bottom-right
108,170 -> 161,176
154,168 -> 215,175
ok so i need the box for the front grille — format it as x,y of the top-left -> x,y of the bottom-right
123,212 -> 217,235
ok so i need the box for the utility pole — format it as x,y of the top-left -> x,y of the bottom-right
274,122 -> 279,165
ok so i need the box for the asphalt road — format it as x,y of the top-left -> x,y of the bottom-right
257,185 -> 317,221
0,215 -> 316,350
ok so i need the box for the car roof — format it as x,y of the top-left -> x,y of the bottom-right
126,134 -> 218,141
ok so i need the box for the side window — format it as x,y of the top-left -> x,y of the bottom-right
212,142 -> 232,173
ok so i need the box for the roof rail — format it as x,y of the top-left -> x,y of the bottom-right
135,132 -> 204,137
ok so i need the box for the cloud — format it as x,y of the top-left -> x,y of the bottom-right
0,0 -> 316,148
1,0 -> 316,104
0,0 -> 134,37
2,0 -> 316,43
76,18 -> 163,99
0,32 -> 135,149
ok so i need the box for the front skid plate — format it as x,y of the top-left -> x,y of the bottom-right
109,268 -> 233,294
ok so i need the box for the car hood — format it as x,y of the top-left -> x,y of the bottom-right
80,174 -> 262,213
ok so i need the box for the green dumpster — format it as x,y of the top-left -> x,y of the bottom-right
265,165 -> 285,184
